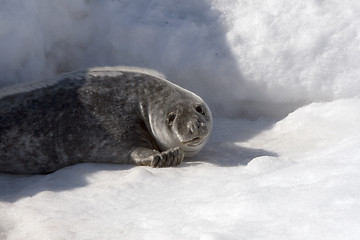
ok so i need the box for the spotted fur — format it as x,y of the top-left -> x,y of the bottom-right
0,66 -> 212,174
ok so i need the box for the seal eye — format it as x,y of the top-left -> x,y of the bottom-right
195,105 -> 206,115
168,112 -> 176,125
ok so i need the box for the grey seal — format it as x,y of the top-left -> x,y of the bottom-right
0,66 -> 212,174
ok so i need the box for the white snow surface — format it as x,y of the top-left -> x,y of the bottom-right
1,0 -> 360,239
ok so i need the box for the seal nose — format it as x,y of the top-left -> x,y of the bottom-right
188,120 -> 207,136
198,121 -> 207,135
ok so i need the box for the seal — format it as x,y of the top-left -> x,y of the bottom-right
0,66 -> 212,174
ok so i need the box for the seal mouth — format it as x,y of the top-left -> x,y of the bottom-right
182,137 -> 204,147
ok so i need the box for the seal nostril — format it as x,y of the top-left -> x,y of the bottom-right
196,121 -> 205,129
189,126 -> 194,134
188,122 -> 199,135
199,121 -> 207,134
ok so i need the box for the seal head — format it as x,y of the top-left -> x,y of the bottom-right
147,88 -> 212,157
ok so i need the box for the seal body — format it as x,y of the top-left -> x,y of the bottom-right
0,66 -> 212,174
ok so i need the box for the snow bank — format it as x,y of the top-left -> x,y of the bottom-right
1,99 -> 360,239
1,0 -> 360,118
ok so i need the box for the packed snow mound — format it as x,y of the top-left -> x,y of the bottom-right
1,0 -> 360,117
241,98 -> 360,158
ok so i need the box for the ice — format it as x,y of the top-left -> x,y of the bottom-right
1,0 -> 360,239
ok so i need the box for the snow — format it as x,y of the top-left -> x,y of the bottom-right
1,0 -> 360,239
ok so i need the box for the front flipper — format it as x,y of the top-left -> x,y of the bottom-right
129,147 -> 184,168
